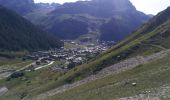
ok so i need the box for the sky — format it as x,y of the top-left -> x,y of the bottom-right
34,0 -> 170,15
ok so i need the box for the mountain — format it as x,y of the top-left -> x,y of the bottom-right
0,0 -> 150,42
35,3 -> 60,10
0,6 -> 62,51
24,3 -> 61,27
52,0 -> 140,17
0,0 -> 60,16
0,0 -> 35,15
28,0 -> 149,42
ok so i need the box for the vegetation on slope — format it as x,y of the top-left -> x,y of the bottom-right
50,52 -> 170,100
0,59 -> 64,99
0,5 -> 169,100
0,6 -> 63,51
4,7 -> 166,98
4,7 -> 167,98
0,0 -> 35,15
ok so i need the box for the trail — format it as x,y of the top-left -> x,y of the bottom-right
0,61 -> 54,79
34,61 -> 54,70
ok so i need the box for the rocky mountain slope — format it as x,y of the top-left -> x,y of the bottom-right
25,0 -> 150,42
0,0 -> 150,42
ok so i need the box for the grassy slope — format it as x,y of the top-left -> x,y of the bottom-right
50,53 -> 170,100
0,59 -> 33,71
0,6 -> 62,51
0,60 -> 64,99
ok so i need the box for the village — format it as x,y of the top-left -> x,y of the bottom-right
23,40 -> 115,71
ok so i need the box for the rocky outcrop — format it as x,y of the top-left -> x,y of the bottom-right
0,86 -> 8,96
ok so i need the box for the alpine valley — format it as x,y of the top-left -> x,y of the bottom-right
0,0 -> 169,100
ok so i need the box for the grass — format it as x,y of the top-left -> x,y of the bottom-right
0,51 -> 27,59
0,58 -> 23,66
0,60 -> 65,99
0,60 -> 33,71
49,54 -> 170,100
0,51 -> 29,69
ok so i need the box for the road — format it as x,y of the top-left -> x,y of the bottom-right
34,61 -> 55,70
0,61 -> 54,79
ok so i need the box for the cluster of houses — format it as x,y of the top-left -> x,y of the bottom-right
24,40 -> 115,71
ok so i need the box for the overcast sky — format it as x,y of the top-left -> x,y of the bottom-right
34,0 -> 170,15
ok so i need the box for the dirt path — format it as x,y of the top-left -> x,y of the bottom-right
34,61 -> 54,70
32,50 -> 170,100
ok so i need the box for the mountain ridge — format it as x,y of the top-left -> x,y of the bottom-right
28,0 -> 150,42
0,0 -> 150,42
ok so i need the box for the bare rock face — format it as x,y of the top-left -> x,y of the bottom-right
43,0 -> 150,41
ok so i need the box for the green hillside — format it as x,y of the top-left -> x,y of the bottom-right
50,51 -> 170,100
0,6 -> 62,52
0,0 -> 35,15
0,5 -> 169,100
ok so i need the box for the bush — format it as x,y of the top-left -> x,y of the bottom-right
10,72 -> 24,78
